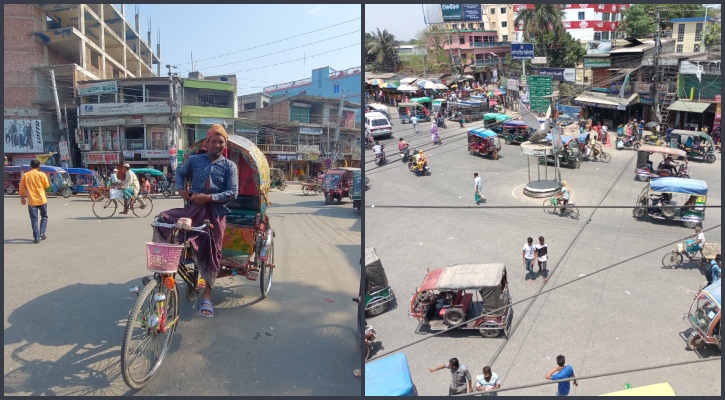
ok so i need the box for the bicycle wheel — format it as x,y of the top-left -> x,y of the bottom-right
542,198 -> 557,215
302,186 -> 310,195
132,195 -> 154,218
121,278 -> 179,389
662,252 -> 684,269
93,198 -> 117,219
599,152 -> 611,163
259,241 -> 274,298
566,204 -> 580,219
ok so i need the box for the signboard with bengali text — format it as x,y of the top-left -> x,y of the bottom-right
528,76 -> 552,112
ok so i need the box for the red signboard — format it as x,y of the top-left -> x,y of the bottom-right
84,152 -> 119,165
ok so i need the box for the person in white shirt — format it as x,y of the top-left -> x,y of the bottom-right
475,366 -> 501,396
523,237 -> 536,284
372,142 -> 383,156
109,168 -> 120,186
120,163 -> 141,215
410,115 -> 419,133
474,172 -> 485,204
687,226 -> 706,254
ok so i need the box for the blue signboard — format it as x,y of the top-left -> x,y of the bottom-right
462,4 -> 482,21
511,43 -> 534,60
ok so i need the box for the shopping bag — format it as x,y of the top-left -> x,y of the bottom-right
109,188 -> 123,201
475,193 -> 482,203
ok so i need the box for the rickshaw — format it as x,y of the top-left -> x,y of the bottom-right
66,168 -> 104,197
635,145 -> 690,181
398,102 -> 430,123
432,98 -> 447,115
365,353 -> 418,396
364,247 -> 394,317
483,113 -> 512,131
409,263 -> 512,338
632,177 -> 708,228
670,130 -> 717,164
449,101 -> 484,122
131,168 -> 172,198
500,120 -> 530,144
468,128 -> 502,160
120,134 -> 276,389
662,238 -> 719,269
269,168 -> 287,191
685,280 -> 721,351
3,165 -> 73,198
321,167 -> 359,205
409,96 -> 433,112
539,134 -> 582,169
350,170 -> 362,211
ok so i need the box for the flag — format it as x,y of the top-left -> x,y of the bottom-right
620,72 -> 630,99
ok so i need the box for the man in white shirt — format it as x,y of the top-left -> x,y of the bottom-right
120,163 -> 140,215
474,172 -> 485,204
523,237 -> 536,284
410,115 -> 419,133
109,168 -> 120,185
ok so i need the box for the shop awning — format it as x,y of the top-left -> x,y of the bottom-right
573,92 -> 639,110
400,77 -> 418,84
666,100 -> 712,113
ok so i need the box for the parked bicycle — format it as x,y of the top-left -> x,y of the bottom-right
92,187 -> 153,219
543,197 -> 580,219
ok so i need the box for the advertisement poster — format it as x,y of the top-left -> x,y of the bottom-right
4,119 -> 44,153
59,141 -> 70,161
92,131 -> 102,151
151,130 -> 165,150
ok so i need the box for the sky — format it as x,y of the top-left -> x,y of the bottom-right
364,4 -> 427,41
114,4 -> 361,95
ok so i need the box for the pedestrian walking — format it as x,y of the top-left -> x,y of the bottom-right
475,366 -> 501,396
459,111 -> 465,128
411,115 -> 419,133
534,236 -> 548,282
523,237 -> 536,284
19,159 -> 50,243
474,172 -> 485,204
545,355 -> 578,396
429,358 -> 473,395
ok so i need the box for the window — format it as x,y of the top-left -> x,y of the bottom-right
694,44 -> 701,52
501,7 -> 506,14
459,36 -> 465,44
578,12 -> 585,20
594,32 -> 601,41
676,44 -> 683,53
602,13 -> 610,22
677,24 -> 685,42
491,22 -> 496,29
243,102 -> 256,110
501,21 -> 507,28
490,8 -> 495,14
601,31 -> 610,40
198,92 -> 229,108
333,84 -> 340,94
468,23 -> 474,29
695,23 -> 703,42
290,106 -> 310,123
502,34 -> 508,42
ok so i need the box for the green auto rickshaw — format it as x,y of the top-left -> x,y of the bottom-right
365,247 -> 394,317
670,130 -> 717,164
130,168 -> 171,197
270,168 -> 287,191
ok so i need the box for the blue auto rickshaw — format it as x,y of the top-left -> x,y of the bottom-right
365,353 -> 417,396
66,168 -> 103,196
686,279 -> 721,351
4,165 -> 73,198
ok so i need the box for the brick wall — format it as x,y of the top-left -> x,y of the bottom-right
254,100 -> 290,123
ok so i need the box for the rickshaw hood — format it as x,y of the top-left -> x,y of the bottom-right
638,144 -> 687,158
702,280 -> 721,307
650,178 -> 708,196
434,264 -> 506,291
365,247 -> 389,293
365,353 -> 416,396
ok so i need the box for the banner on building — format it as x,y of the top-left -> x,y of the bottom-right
507,79 -> 519,91
77,81 -> 119,96
532,68 -> 576,82
80,102 -> 172,116
12,154 -> 39,166
300,127 -> 323,135
141,150 -> 170,158
84,152 -> 120,165
461,4 -> 482,21
583,57 -> 611,68
441,4 -> 463,21
4,119 -> 44,154
511,43 -> 535,60
275,154 -> 298,161
59,141 -> 70,161
610,80 -> 633,95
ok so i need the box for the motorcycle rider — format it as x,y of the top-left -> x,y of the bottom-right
398,137 -> 410,161
417,150 -> 429,171
372,141 -> 385,162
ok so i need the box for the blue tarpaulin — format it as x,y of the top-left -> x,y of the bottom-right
545,133 -> 574,144
503,120 -> 528,128
365,353 -> 416,396
650,178 -> 708,195
468,127 -> 498,138
703,279 -> 721,306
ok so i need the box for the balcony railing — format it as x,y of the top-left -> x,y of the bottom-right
471,41 -> 511,48
474,59 -> 500,66
263,77 -> 313,93
329,67 -> 361,80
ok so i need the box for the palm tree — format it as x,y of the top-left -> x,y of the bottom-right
513,4 -> 565,58
367,28 -> 400,72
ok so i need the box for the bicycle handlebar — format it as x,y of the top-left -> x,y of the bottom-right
151,218 -> 210,232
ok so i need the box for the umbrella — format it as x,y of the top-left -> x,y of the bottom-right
381,82 -> 398,89
645,121 -> 659,128
416,80 -> 437,90
366,78 -> 386,86
463,75 -> 475,80
435,83 -> 448,90
487,89 -> 506,97
397,84 -> 418,92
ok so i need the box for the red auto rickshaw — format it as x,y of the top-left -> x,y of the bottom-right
321,167 -> 360,205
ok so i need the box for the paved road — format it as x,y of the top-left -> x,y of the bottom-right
4,188 -> 361,396
364,106 -> 721,396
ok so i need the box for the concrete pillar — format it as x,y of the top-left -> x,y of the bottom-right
78,5 -> 86,68
99,7 -> 106,78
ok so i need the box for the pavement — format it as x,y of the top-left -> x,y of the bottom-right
4,188 -> 361,396
364,106 -> 721,396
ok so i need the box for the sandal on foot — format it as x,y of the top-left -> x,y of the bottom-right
199,300 -> 214,317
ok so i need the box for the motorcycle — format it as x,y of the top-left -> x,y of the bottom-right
408,158 -> 431,176
436,117 -> 447,129
616,136 -> 641,151
374,151 -> 387,165
365,325 -> 377,360
399,147 -> 411,163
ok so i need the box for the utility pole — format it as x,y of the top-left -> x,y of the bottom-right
455,27 -> 463,88
652,7 -> 661,124
331,91 -> 345,167
167,64 -> 175,148
49,70 -> 63,132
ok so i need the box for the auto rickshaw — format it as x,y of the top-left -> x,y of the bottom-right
3,165 -> 73,198
365,353 -> 418,396
409,96 -> 433,112
500,120 -> 530,144
130,168 -> 172,198
432,98 -> 447,115
632,177 -> 708,228
635,145 -> 690,181
397,102 -> 430,123
410,263 -> 511,337
269,168 -> 287,191
66,168 -> 104,196
685,280 -> 721,351
670,130 -> 717,164
449,101 -> 484,122
483,113 -> 512,131
350,170 -> 362,211
601,382 -> 676,396
468,128 -> 502,160
321,167 -> 359,205
539,134 -> 582,169
364,247 -> 394,317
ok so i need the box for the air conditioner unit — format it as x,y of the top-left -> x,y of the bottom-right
82,144 -> 91,151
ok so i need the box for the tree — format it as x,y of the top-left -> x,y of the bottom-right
413,26 -> 454,74
704,23 -> 721,51
366,28 -> 400,73
513,4 -> 565,58
540,31 -> 586,68
558,82 -> 575,105
621,4 -> 706,39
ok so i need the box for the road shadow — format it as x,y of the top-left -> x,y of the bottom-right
65,217 -> 107,221
4,238 -> 36,245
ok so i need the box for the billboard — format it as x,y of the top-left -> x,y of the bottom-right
4,119 -> 44,154
583,57 -> 611,68
462,4 -> 482,21
441,4 -> 463,21
440,4 -> 482,22
511,43 -> 535,60
532,68 -> 576,82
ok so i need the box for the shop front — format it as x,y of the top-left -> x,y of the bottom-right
8,154 -> 43,166
83,151 -> 121,178
573,91 -> 640,129
269,153 -> 298,181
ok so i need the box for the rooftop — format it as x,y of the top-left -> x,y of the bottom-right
670,16 -> 715,23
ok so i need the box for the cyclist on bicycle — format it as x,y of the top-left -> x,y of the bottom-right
155,124 -> 238,318
119,163 -> 140,215
556,181 -> 571,213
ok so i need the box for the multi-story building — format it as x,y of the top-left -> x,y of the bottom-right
262,66 -> 362,117
4,4 -> 161,167
481,5 -> 517,43
76,76 -> 182,175
180,71 -> 238,153
238,94 -> 360,178
671,16 -> 715,54
514,4 -> 628,44
435,22 -> 511,82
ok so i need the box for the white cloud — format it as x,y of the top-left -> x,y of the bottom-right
308,6 -> 321,14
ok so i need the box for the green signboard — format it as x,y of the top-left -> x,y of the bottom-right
177,150 -> 185,163
528,76 -> 552,113
583,57 -> 611,68
441,4 -> 463,21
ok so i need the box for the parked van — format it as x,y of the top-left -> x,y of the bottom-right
366,103 -> 392,123
365,111 -> 393,139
